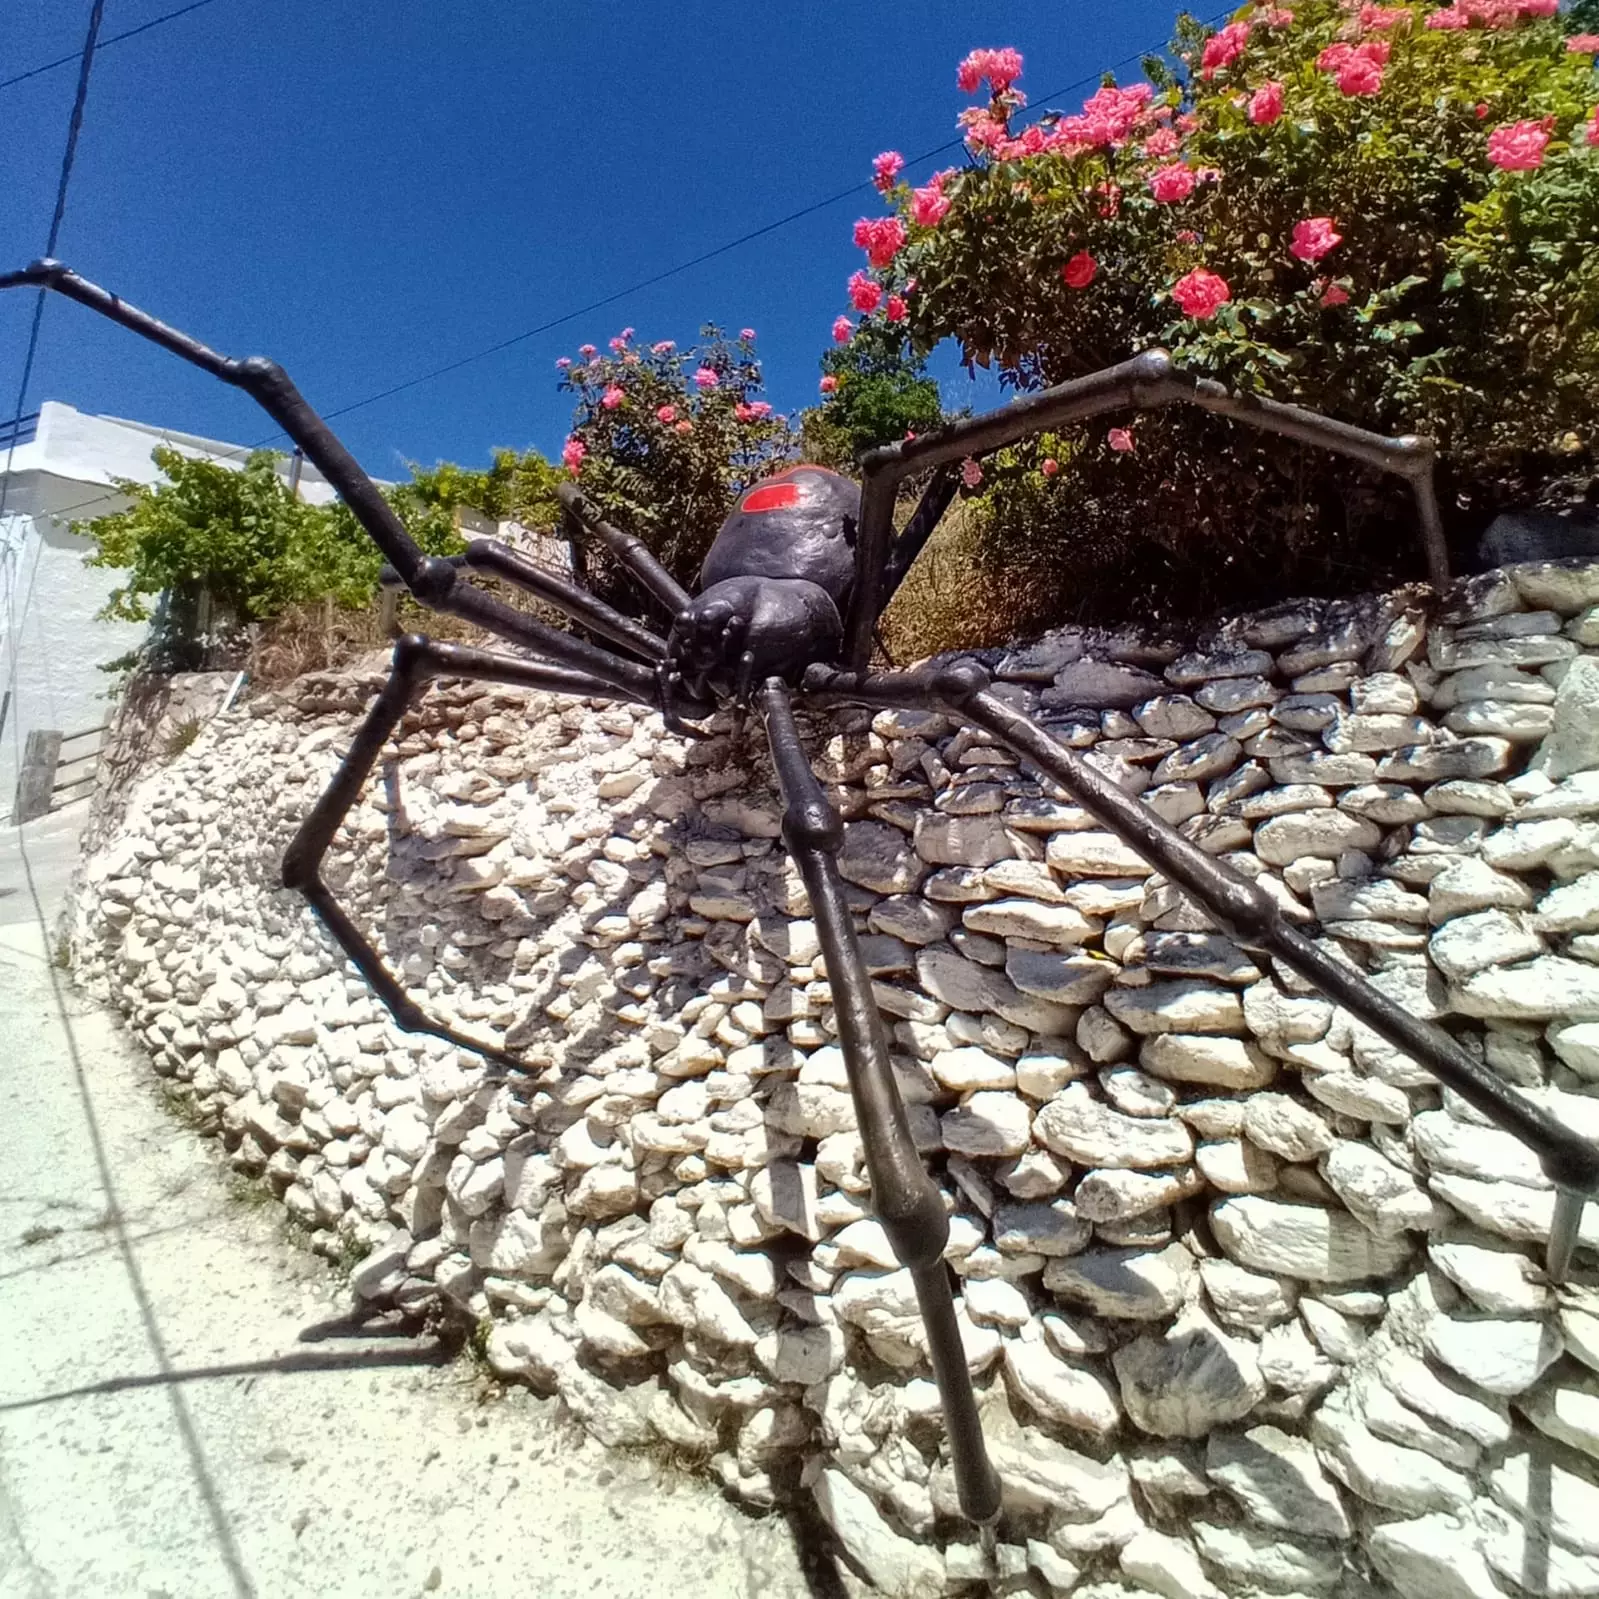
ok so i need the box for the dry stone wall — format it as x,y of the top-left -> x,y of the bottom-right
70,558 -> 1599,1599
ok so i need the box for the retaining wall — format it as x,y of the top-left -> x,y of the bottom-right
70,558 -> 1599,1599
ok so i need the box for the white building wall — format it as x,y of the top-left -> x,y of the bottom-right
0,402 -> 342,822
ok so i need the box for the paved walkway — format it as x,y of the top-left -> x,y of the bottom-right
0,807 -> 826,1599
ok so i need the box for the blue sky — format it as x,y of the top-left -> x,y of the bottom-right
3,0 -> 1209,484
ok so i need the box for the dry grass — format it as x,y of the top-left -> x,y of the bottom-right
879,500 -> 1021,664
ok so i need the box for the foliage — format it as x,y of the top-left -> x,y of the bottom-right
78,446 -> 469,671
558,326 -> 793,594
800,320 -> 947,469
841,3 -> 1599,636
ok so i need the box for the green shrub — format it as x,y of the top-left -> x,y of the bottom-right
847,3 -> 1599,638
78,446 -> 468,670
557,326 -> 793,597
800,320 -> 947,469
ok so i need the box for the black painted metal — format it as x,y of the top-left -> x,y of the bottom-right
805,661 -> 1599,1267
282,634 -> 639,1071
12,257 -> 1595,1528
842,349 -> 1451,671
758,677 -> 1001,1526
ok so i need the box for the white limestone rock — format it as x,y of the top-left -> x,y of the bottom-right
1424,1305 -> 1564,1396
1074,1166 -> 1203,1222
1428,856 -> 1537,922
1043,1243 -> 1194,1321
1139,1033 -> 1276,1089
1210,1196 -> 1415,1283
1428,909 -> 1545,982
1196,1137 -> 1280,1194
964,897 -> 1098,944
1519,1371 -> 1599,1463
1002,1337 -> 1121,1437
1189,1518 -> 1345,1595
1205,1423 -> 1351,1540
1104,981 -> 1245,1037
1046,830 -> 1153,877
1367,1516 -> 1505,1599
1429,1235 -> 1553,1315
1453,955 -> 1599,1022
1113,1306 -> 1267,1439
812,1468 -> 944,1598
1199,1258 -> 1297,1333
1119,1528 -> 1226,1599
1241,1094 -> 1336,1162
1490,1446 -> 1599,1559
994,1199 -> 1092,1258
1033,1083 -> 1194,1169
1321,1140 -> 1441,1235
1310,1385 -> 1473,1515
1255,811 -> 1382,866
941,1092 -> 1033,1158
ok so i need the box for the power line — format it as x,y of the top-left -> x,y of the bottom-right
296,9 -> 1231,433
2,0 -> 109,786
26,6 -> 1232,521
0,0 -> 223,94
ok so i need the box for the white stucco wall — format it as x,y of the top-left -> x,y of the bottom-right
0,402 -> 343,823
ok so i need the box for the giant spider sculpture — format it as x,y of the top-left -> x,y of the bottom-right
9,258 -> 1598,1530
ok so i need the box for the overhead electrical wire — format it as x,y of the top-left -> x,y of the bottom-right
0,0 -> 223,94
24,4 -> 1233,526
1,0 -> 109,767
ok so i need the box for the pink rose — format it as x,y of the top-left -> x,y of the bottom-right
1588,106 -> 1599,148
674,421 -> 693,436
1338,56 -> 1384,95
1249,82 -> 1285,125
1149,163 -> 1197,203
1568,35 -> 1599,53
555,356 -> 571,369
848,271 -> 883,313
651,340 -> 675,355
561,438 -> 586,475
1425,7 -> 1469,27
1143,127 -> 1181,157
853,215 -> 908,268
1201,21 -> 1251,79
601,384 -> 625,410
885,294 -> 908,323
578,344 -> 596,358
957,47 -> 1024,95
692,366 -> 719,390
912,179 -> 952,227
1261,8 -> 1294,24
739,327 -> 756,342
961,457 -> 983,488
872,151 -> 905,192
1319,281 -> 1351,307
1487,118 -> 1551,170
1290,217 -> 1342,262
1171,267 -> 1232,319
656,405 -> 677,423
1041,457 -> 1059,477
1107,428 -> 1135,453
832,315 -> 854,344
819,375 -> 838,394
1061,251 -> 1098,289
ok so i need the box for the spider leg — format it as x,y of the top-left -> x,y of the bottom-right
281,633 -> 643,1073
839,350 -> 1448,672
557,482 -> 693,616
756,676 -> 1001,1527
379,541 -> 666,663
0,260 -> 679,706
803,660 -> 1599,1282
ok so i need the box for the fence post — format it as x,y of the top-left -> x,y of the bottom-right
13,730 -> 63,824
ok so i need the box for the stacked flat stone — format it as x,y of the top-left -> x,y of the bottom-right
69,558 -> 1599,1599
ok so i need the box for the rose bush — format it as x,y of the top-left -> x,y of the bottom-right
557,326 -> 792,600
847,2 -> 1599,639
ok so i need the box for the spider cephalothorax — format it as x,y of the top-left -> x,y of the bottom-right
11,256 -> 1593,1537
666,465 -> 859,699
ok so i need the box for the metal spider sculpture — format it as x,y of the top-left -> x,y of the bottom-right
10,258 -> 1598,1530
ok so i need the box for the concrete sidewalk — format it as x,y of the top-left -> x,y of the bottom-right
0,811 -> 824,1599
